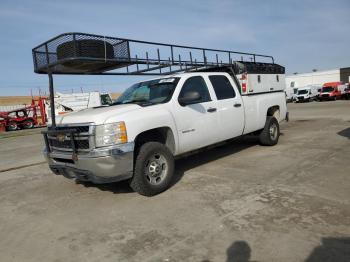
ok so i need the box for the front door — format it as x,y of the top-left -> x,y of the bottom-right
173,76 -> 219,154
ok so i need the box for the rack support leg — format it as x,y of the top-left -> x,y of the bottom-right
48,73 -> 56,128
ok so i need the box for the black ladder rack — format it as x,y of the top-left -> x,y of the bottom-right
32,32 -> 278,128
32,32 -> 275,76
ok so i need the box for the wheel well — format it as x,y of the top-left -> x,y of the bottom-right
134,127 -> 175,155
267,106 -> 280,119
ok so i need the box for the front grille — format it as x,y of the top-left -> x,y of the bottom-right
322,94 -> 329,97
54,125 -> 89,133
49,138 -> 90,150
47,125 -> 92,152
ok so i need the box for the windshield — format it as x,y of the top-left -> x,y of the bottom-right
297,89 -> 308,95
322,86 -> 334,92
114,77 -> 180,106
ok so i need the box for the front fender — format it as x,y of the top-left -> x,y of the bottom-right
104,105 -> 179,154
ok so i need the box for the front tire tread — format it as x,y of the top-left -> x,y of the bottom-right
130,142 -> 174,196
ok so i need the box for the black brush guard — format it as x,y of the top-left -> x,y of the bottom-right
42,128 -> 78,160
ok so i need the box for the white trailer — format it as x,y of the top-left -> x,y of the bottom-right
285,85 -> 296,102
45,91 -> 112,121
338,84 -> 347,96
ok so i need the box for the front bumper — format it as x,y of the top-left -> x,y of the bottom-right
319,95 -> 333,100
295,96 -> 309,102
45,142 -> 134,184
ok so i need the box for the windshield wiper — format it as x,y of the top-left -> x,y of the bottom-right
113,99 -> 154,106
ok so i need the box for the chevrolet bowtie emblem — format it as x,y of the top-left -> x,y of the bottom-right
57,133 -> 66,142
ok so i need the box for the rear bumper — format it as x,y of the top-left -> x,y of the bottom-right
45,142 -> 134,184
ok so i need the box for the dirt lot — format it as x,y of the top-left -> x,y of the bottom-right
0,96 -> 38,106
0,101 -> 349,262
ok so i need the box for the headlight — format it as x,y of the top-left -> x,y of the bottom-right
95,122 -> 127,147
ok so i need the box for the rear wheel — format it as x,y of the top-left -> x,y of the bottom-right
130,142 -> 174,196
22,119 -> 34,129
258,116 -> 280,146
7,121 -> 18,131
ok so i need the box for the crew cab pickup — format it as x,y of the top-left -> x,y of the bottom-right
44,67 -> 287,196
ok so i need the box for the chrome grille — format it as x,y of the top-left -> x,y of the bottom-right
47,125 -> 92,152
54,125 -> 89,133
48,138 -> 90,150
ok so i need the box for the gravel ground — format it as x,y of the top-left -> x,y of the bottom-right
0,100 -> 349,262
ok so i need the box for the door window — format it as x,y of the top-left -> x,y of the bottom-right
209,75 -> 236,100
179,76 -> 211,104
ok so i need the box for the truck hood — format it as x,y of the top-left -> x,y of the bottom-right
56,104 -> 141,125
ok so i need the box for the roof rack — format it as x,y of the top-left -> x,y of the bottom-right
32,32 -> 275,76
32,32 -> 278,128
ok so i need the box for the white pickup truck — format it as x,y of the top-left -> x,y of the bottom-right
45,64 -> 288,196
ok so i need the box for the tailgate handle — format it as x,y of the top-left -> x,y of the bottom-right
207,107 -> 217,113
234,103 -> 242,108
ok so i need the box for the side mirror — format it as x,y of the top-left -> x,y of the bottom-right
178,91 -> 201,106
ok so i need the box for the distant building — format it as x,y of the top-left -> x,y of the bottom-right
285,67 -> 350,88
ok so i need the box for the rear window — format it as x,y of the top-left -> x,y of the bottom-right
209,75 -> 236,100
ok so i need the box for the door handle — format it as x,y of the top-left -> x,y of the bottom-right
207,107 -> 217,113
234,103 -> 242,107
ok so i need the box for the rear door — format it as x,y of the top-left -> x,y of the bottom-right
207,74 -> 245,140
173,75 -> 219,154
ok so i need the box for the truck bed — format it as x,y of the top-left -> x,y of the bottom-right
242,91 -> 287,134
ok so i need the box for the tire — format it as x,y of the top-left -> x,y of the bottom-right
22,119 -> 34,129
130,142 -> 175,196
7,121 -> 17,131
57,39 -> 114,60
57,39 -> 116,72
258,116 -> 280,146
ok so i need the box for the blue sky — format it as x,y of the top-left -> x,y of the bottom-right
0,0 -> 349,96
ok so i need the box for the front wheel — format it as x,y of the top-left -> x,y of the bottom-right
22,119 -> 34,129
130,142 -> 174,196
258,116 -> 280,146
7,121 -> 18,131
